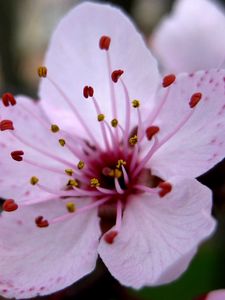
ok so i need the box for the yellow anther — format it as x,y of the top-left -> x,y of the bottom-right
114,169 -> 122,178
77,160 -> 85,170
37,66 -> 47,78
111,118 -> 118,128
116,159 -> 126,169
51,124 -> 60,133
30,176 -> 39,185
65,169 -> 73,176
108,169 -> 115,177
90,178 -> 100,188
129,135 -> 138,145
59,138 -> 66,147
67,179 -> 79,187
98,114 -> 105,122
66,202 -> 76,213
132,99 -> 140,108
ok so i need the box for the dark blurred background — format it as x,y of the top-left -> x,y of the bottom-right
1,1 -> 225,299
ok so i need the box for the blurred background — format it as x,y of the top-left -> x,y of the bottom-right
1,0 -> 225,299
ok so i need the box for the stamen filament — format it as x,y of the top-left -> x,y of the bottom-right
114,178 -> 124,194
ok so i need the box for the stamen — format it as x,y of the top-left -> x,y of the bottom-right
158,182 -> 172,197
162,74 -> 176,87
111,118 -> 118,127
121,165 -> 129,185
129,135 -> 138,146
114,169 -> 122,178
98,114 -> 105,122
67,179 -> 79,188
2,199 -> 18,212
11,150 -> 24,161
35,216 -> 49,228
83,86 -> 94,98
66,202 -> 76,213
65,169 -> 73,176
132,99 -> 140,108
58,138 -> 66,146
2,93 -> 16,106
116,159 -> 126,168
0,120 -> 14,131
111,70 -> 124,83
90,178 -> 100,187
51,124 -> 60,133
30,176 -> 39,185
146,126 -> 160,140
104,230 -> 118,244
37,66 -> 47,78
114,178 -> 124,194
189,92 -> 202,108
99,36 -> 111,50
77,160 -> 85,170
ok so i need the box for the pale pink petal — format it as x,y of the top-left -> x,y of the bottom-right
0,96 -> 75,203
39,2 -> 159,143
207,290 -> 225,300
98,177 -> 215,288
0,198 -> 100,299
152,0 -> 225,73
147,69 -> 225,178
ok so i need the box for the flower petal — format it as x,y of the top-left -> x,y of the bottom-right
148,69 -> 225,178
98,177 -> 215,288
0,198 -> 100,299
207,290 -> 225,300
151,0 -> 225,73
39,2 -> 159,144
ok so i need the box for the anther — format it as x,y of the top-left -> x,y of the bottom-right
83,86 -> 94,98
66,202 -> 76,213
146,126 -> 160,140
114,169 -> 122,178
0,120 -> 14,131
90,178 -> 100,188
11,150 -> 24,161
104,230 -> 118,244
98,114 -> 105,122
111,70 -> 124,83
111,118 -> 118,127
35,216 -> 49,228
2,199 -> 18,212
116,159 -> 126,168
67,179 -> 79,187
58,139 -> 66,147
129,135 -> 138,146
30,176 -> 39,185
132,99 -> 140,108
189,92 -> 202,108
158,182 -> 172,197
65,169 -> 73,176
51,124 -> 60,133
99,36 -> 111,50
2,93 -> 16,106
37,66 -> 47,78
162,74 -> 176,88
77,160 -> 85,170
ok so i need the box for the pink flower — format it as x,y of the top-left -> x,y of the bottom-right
152,0 -> 225,73
1,2 -> 225,298
195,290 -> 225,300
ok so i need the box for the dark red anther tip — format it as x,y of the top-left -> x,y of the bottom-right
99,36 -> 111,50
158,182 -> 172,197
2,93 -> 16,107
11,150 -> 24,162
162,74 -> 176,88
3,199 -> 18,212
83,86 -> 94,98
189,92 -> 202,108
104,230 -> 118,244
111,70 -> 124,83
35,216 -> 49,228
146,126 -> 160,140
0,120 -> 14,131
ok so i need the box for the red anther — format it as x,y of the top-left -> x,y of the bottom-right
99,36 -> 111,50
35,216 -> 49,228
11,150 -> 24,162
189,92 -> 202,108
146,126 -> 160,140
158,182 -> 172,197
2,93 -> 16,106
111,70 -> 124,83
162,74 -> 176,88
2,199 -> 18,212
0,120 -> 14,131
104,230 -> 118,244
83,86 -> 94,98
